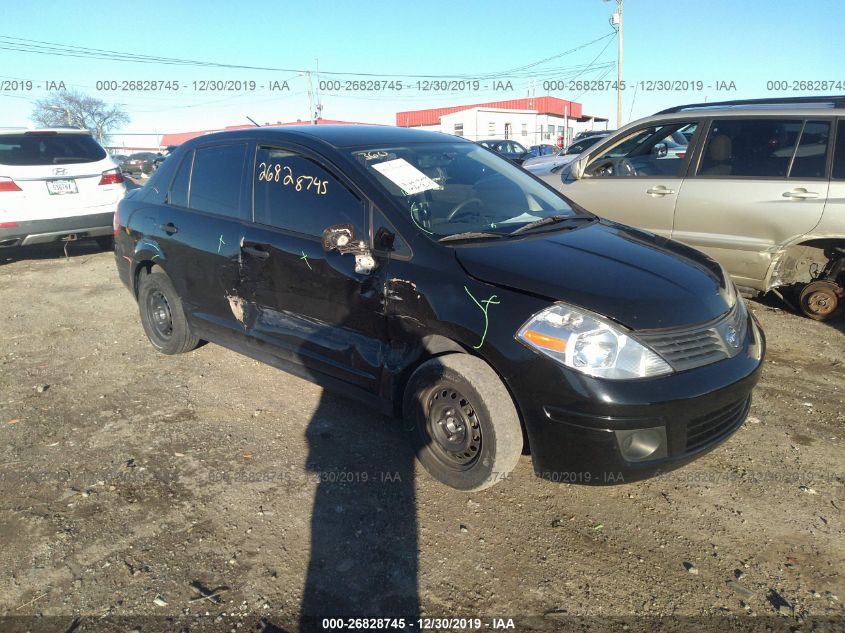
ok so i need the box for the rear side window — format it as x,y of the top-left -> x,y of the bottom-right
189,143 -> 248,219
698,119 -> 830,179
790,121 -> 830,179
831,120 -> 845,179
167,151 -> 193,207
0,133 -> 107,166
253,147 -> 366,237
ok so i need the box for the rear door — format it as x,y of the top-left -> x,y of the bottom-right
562,120 -> 699,238
153,142 -> 252,337
672,117 -> 831,288
239,144 -> 389,392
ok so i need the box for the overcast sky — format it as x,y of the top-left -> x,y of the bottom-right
2,0 -> 844,136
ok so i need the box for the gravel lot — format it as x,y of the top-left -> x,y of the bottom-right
0,243 -> 843,632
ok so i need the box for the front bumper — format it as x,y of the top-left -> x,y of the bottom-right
508,312 -> 765,484
0,212 -> 114,247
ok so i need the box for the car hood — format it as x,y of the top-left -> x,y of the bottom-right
454,219 -> 732,330
523,154 -> 577,173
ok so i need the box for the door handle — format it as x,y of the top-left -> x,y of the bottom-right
241,244 -> 270,260
782,189 -> 819,199
645,186 -> 676,196
159,222 -> 178,235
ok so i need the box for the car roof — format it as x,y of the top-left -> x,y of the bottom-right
654,95 -> 845,115
0,127 -> 93,136
188,124 -> 466,149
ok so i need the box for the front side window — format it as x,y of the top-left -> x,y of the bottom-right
253,147 -> 366,237
352,142 -> 581,240
697,118 -> 829,179
189,143 -> 248,218
586,122 -> 695,178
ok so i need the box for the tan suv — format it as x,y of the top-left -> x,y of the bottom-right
543,96 -> 845,321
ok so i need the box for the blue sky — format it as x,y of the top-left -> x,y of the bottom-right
2,0 -> 844,137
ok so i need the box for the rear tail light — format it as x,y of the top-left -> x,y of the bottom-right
0,221 -> 18,228
0,177 -> 22,192
676,152 -> 686,159
113,203 -> 122,236
99,168 -> 124,185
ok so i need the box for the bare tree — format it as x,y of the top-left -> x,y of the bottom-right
32,90 -> 130,144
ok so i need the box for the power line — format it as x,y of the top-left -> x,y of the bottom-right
0,32 -> 615,80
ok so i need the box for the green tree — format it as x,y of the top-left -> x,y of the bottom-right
32,90 -> 130,144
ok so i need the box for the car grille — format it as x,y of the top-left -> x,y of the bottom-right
685,396 -> 751,453
635,301 -> 748,372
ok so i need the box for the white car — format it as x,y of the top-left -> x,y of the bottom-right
0,128 -> 126,249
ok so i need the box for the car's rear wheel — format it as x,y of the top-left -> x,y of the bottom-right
799,280 -> 844,321
138,271 -> 199,354
404,354 -> 522,491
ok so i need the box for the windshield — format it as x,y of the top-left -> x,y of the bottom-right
352,143 -> 581,239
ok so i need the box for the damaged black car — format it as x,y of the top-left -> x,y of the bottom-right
114,125 -> 765,491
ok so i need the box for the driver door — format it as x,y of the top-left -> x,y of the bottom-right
239,144 -> 389,393
563,122 -> 699,237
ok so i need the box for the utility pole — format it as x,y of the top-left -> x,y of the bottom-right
300,70 -> 316,125
614,0 -> 623,128
307,71 -> 315,125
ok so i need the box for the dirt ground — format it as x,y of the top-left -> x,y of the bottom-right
0,242 -> 842,633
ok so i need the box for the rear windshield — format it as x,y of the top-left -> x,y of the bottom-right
0,133 -> 107,166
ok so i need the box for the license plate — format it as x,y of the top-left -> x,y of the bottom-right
46,179 -> 78,195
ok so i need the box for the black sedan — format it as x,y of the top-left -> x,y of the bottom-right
115,125 -> 764,491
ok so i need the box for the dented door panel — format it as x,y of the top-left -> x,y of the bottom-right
238,223 -> 388,392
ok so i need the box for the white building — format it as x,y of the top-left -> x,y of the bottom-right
397,96 -> 609,148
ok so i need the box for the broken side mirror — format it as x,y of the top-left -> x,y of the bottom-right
321,224 -> 377,274
322,224 -> 359,254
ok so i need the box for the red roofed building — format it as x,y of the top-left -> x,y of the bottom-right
396,96 -> 608,147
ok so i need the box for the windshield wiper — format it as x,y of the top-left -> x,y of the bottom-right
509,214 -> 590,236
438,231 -> 505,243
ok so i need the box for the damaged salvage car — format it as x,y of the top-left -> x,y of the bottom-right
114,125 -> 765,491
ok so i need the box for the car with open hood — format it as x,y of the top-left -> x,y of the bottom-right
542,96 -> 845,321
114,125 -> 764,491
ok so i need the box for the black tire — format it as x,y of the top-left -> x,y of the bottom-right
798,280 -> 844,321
403,354 -> 522,491
137,271 -> 200,354
95,236 -> 114,251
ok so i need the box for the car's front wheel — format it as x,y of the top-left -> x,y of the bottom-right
404,354 -> 523,491
799,280 -> 844,321
137,271 -> 199,354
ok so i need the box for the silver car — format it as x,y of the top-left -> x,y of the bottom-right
522,135 -> 608,175
542,96 -> 845,321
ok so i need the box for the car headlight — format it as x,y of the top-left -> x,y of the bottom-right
721,265 -> 737,310
516,303 -> 672,380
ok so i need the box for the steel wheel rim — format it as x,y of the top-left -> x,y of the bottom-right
426,386 -> 482,471
147,289 -> 174,339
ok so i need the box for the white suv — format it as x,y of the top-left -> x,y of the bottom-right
0,128 -> 126,250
